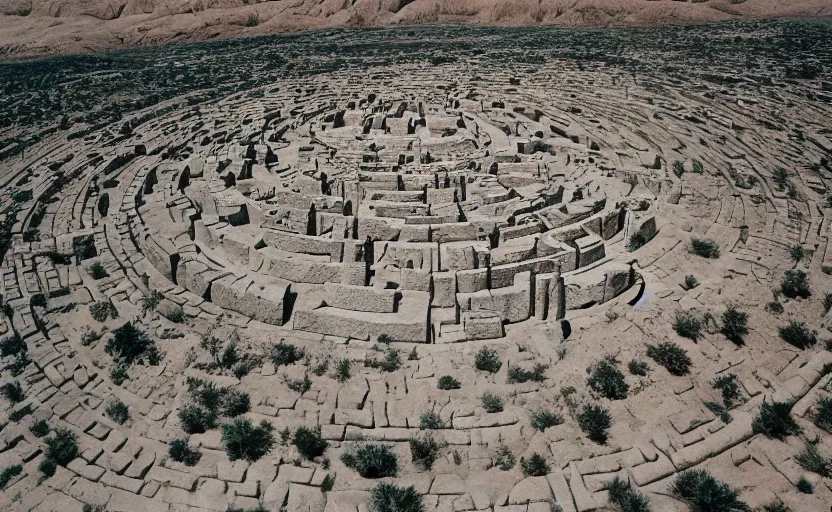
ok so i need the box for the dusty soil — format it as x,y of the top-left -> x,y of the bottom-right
0,0 -> 831,59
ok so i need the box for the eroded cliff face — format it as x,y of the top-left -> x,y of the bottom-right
0,0 -> 830,58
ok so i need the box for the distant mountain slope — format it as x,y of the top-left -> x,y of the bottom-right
0,0 -> 830,59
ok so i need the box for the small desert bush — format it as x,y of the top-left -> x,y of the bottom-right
0,464 -> 22,489
493,445 -> 516,470
711,373 -> 742,408
795,476 -> 813,494
670,470 -> 749,512
531,410 -> 563,432
45,427 -> 79,465
285,374 -> 311,394
178,404 -> 217,434
628,359 -> 649,376
222,419 -> 275,461
365,347 -> 402,372
341,444 -> 398,478
336,358 -> 351,382
222,389 -> 251,417
9,404 -> 32,422
627,232 -> 648,252
270,342 -> 305,367
690,238 -> 720,259
482,393 -> 503,413
673,311 -> 701,341
475,347 -> 502,373
420,411 -> 444,429
437,375 -> 461,390
762,500 -> 791,512
507,363 -> 547,383
370,483 -> 424,512
604,476 -> 651,512
106,400 -> 129,424
788,245 -> 805,262
106,322 -> 159,365
89,262 -> 109,280
293,426 -> 328,460
721,306 -> 748,344
684,275 -> 698,289
520,453 -> 550,476
410,436 -> 439,470
794,441 -> 832,478
89,301 -> 117,322
1,381 -> 24,403
110,363 -> 128,385
169,439 -> 201,466
586,355 -> 628,400
752,400 -> 801,440
781,270 -> 810,299
812,395 -> 832,433
39,457 -> 57,478
646,342 -> 691,376
377,334 -> 393,344
578,404 -> 611,444
779,321 -> 816,349
30,419 -> 49,437
766,301 -> 784,315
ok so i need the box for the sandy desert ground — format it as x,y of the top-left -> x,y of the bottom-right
0,17 -> 831,512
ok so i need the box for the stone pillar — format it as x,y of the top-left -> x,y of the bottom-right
547,265 -> 565,321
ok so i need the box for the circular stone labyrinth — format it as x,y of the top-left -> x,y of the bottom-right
2,60 -> 832,511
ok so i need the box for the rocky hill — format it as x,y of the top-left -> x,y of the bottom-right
0,0 -> 830,59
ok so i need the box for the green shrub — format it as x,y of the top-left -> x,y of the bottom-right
474,347 -> 502,373
139,290 -> 164,315
507,363 -> 547,383
690,238 -> 720,259
9,404 -> 32,422
106,400 -> 129,424
684,275 -> 698,289
788,245 -> 805,262
30,419 -> 49,437
795,476 -> 813,494
336,358 -> 351,382
1,381 -> 24,403
106,322 -> 159,365
586,355 -> 628,400
169,439 -> 201,466
520,453 -> 550,476
90,262 -> 110,281
646,342 -> 691,376
196,381 -> 227,411
531,410 -> 563,432
628,360 -> 649,376
604,476 -> 651,512
0,331 -> 26,358
482,393 -> 503,413
39,457 -> 56,478
270,342 -> 305,367
222,389 -> 250,417
222,419 -> 275,461
692,160 -> 704,174
410,436 -> 439,470
286,374 -> 311,393
12,190 -> 32,202
670,470 -> 749,512
711,373 -> 742,408
370,483 -> 424,512
673,311 -> 701,341
578,404 -> 611,444
293,426 -> 328,460
762,500 -> 791,512
493,445 -> 516,470
110,364 -> 128,385
29,293 -> 46,308
765,301 -> 784,315
779,321 -> 816,349
704,401 -> 732,423
89,301 -> 117,322
721,306 -> 748,344
178,404 -> 217,434
824,293 -> 832,314
771,167 -> 789,189
365,348 -> 402,372
45,427 -> 79,465
377,334 -> 393,344
437,375 -> 461,390
752,400 -> 801,440
0,464 -> 22,489
161,308 -> 184,323
812,396 -> 832,433
420,411 -> 444,429
341,444 -> 398,478
39,251 -> 72,265
794,441 -> 832,478
781,270 -> 810,299
627,232 -> 648,252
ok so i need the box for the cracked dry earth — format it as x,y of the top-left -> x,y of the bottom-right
1,20 -> 832,512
